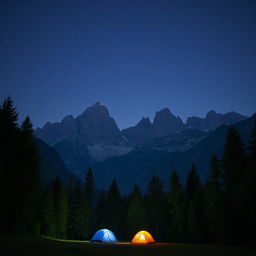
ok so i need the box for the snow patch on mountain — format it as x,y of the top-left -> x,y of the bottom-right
87,144 -> 132,162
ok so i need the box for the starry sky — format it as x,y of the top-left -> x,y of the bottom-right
1,0 -> 256,129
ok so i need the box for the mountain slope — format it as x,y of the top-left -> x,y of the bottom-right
141,129 -> 208,152
36,139 -> 81,187
92,114 -> 256,193
52,139 -> 92,179
122,117 -> 153,147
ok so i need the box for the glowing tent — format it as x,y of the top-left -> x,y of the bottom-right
131,230 -> 155,244
91,229 -> 117,243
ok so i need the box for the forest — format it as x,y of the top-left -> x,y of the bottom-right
0,97 -> 255,246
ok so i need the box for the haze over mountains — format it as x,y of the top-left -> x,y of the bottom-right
35,102 -> 248,184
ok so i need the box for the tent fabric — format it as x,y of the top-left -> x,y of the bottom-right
91,229 -> 117,243
131,230 -> 155,244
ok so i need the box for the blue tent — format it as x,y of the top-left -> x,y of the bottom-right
91,229 -> 117,243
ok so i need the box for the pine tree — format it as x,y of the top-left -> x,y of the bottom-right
85,167 -> 94,206
95,190 -> 107,228
106,179 -> 121,232
204,155 -> 221,241
147,175 -> 167,241
222,126 -> 245,194
105,179 -> 126,238
67,183 -> 91,240
18,116 -> 41,233
0,98 -> 41,234
168,169 -> 186,241
52,177 -> 68,238
245,121 -> 256,244
185,164 -> 204,242
0,96 -> 18,128
248,120 -> 256,160
0,97 -> 19,233
221,126 -> 246,243
186,164 -> 201,203
40,189 -> 56,237
127,185 -> 148,236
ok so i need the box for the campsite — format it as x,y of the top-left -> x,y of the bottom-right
1,1 -> 256,255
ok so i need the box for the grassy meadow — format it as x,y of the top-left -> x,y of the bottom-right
0,236 -> 255,256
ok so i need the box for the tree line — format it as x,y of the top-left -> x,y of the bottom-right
0,97 -> 255,245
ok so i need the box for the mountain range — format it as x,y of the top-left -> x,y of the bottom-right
35,102 -> 251,191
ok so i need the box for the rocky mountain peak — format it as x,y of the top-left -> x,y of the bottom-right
187,110 -> 247,131
94,101 -> 104,106
153,108 -> 186,137
137,117 -> 152,127
121,117 -> 153,146
82,102 -> 110,118
206,110 -> 217,117
42,121 -> 52,129
73,102 -> 123,146
154,108 -> 173,121
61,114 -> 74,123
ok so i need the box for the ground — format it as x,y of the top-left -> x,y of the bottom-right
0,236 -> 255,256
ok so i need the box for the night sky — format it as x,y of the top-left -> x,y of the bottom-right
1,0 -> 256,129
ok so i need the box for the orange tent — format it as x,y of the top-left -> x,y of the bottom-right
131,230 -> 155,244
